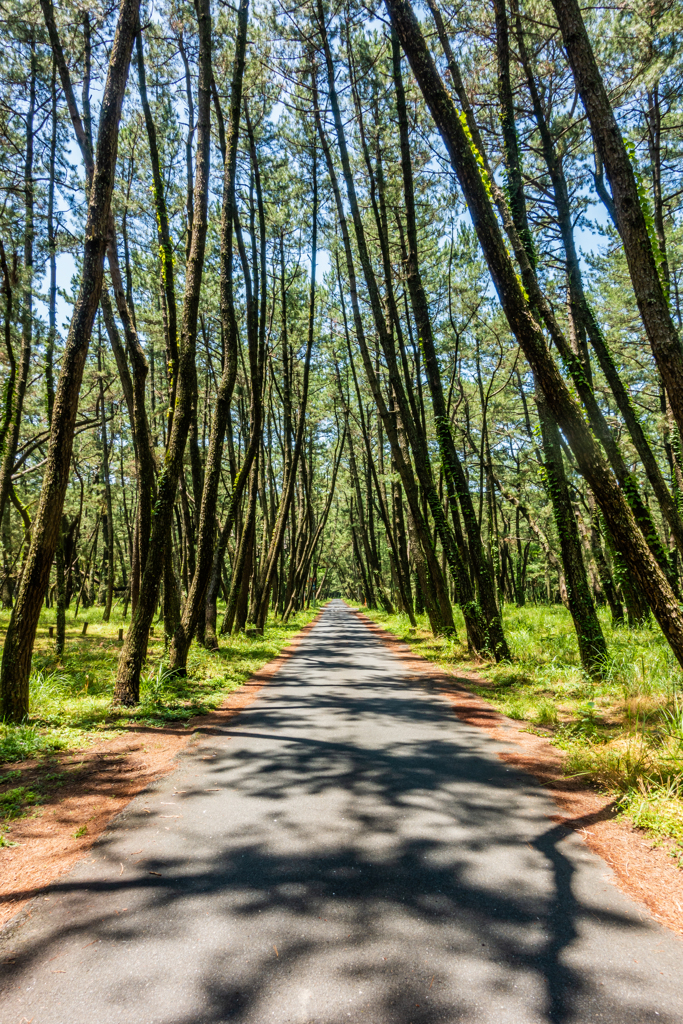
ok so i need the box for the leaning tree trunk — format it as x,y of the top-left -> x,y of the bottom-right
537,393 -> 607,675
0,0 -> 141,722
387,0 -> 683,667
512,3 -> 683,563
168,0 -> 250,670
392,31 -> 506,658
114,0 -> 212,704
136,24 -> 179,445
491,0 -> 606,670
44,0 -> 156,626
549,0 -> 683,444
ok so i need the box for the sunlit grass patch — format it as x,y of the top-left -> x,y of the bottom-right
0,785 -> 42,819
0,780 -> 45,845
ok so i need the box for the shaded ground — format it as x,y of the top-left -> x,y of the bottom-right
1,600 -> 682,1023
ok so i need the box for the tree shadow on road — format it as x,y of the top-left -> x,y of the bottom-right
0,612 -> 676,1023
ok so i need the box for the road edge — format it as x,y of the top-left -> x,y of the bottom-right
0,604 -> 327,937
349,605 -> 683,939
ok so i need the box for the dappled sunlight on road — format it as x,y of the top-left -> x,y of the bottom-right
1,602 -> 681,1024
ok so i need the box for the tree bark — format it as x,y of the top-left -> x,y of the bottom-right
0,41 -> 35,527
537,393 -> 607,674
392,31 -> 506,657
114,0 -> 212,703
283,427 -> 345,621
492,0 -> 606,669
316,26 -> 456,636
168,0 -> 249,670
550,0 -> 683,441
387,0 -> 683,667
0,0 -> 140,722
97,339 -> 115,621
136,28 -> 179,420
252,145 -> 317,631
223,459 -> 259,634
512,3 -> 683,564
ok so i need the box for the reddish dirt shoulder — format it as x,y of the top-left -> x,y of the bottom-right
354,609 -> 683,938
0,611 -> 322,931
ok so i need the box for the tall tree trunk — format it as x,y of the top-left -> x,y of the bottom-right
114,0 -> 212,704
283,427 -> 345,622
336,270 -> 414,622
44,0 -> 155,627
55,518 -> 66,657
136,27 -> 179,420
512,3 -> 683,567
169,0 -> 250,669
46,57 -> 57,424
223,460 -> 259,635
392,31 -> 505,657
0,0 -> 140,722
322,8 -> 460,637
587,494 -> 623,626
252,145 -> 318,631
387,0 -> 683,667
0,40 -> 35,528
537,393 -> 607,674
492,0 -> 606,670
204,518 -> 232,649
97,338 -> 115,621
314,45 -> 455,637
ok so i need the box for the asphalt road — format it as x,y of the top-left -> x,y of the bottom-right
1,599 -> 682,1023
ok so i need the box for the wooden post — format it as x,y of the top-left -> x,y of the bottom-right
118,628 -> 124,641
81,621 -> 88,636
49,626 -> 54,638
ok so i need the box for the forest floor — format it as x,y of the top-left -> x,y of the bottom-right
359,604 -> 683,897
0,604 -> 319,928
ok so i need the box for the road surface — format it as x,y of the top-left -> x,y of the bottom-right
1,600 -> 682,1023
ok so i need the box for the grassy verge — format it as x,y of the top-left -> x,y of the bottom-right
357,603 -> 683,864
0,603 -> 319,841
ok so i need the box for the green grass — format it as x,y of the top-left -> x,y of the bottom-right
359,602 -> 683,863
0,603 -> 318,767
